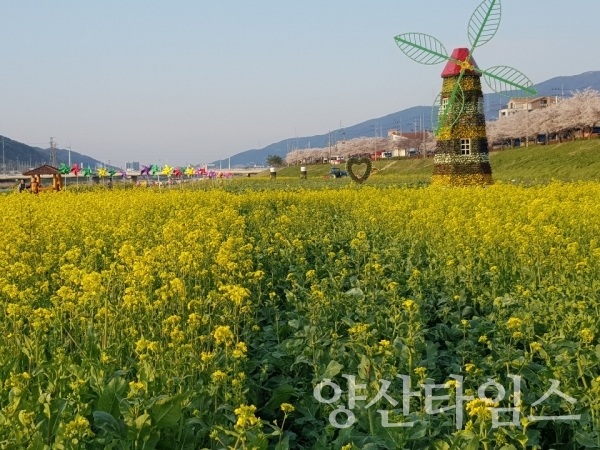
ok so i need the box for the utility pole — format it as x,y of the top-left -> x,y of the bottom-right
2,137 -> 4,173
49,137 -> 58,168
328,130 -> 331,161
68,142 -> 72,167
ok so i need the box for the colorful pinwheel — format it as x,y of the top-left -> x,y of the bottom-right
71,164 -> 81,176
108,169 -> 116,179
98,168 -> 108,178
185,167 -> 194,177
173,167 -> 182,178
59,163 -> 70,175
70,164 -> 81,185
150,165 -> 159,175
83,167 -> 93,179
140,165 -> 151,176
162,165 -> 173,177
119,169 -> 127,178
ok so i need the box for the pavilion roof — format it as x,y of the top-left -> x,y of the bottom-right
22,164 -> 59,176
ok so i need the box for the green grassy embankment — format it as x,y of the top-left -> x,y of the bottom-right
261,139 -> 600,183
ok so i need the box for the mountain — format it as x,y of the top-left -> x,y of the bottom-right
1,135 -> 112,172
215,70 -> 600,167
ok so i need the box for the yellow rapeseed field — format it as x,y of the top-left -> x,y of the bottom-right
1,182 -> 600,449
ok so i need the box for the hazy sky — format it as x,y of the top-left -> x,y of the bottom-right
1,1 -> 597,166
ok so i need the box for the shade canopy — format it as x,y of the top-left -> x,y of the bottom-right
22,164 -> 59,176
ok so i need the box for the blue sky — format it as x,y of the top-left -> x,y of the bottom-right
0,0 -> 597,166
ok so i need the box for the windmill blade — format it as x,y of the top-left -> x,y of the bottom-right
468,0 -> 502,51
431,90 -> 465,132
394,33 -> 452,65
436,72 -> 467,136
479,65 -> 537,97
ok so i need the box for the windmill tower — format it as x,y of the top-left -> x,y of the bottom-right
433,49 -> 491,186
394,0 -> 537,186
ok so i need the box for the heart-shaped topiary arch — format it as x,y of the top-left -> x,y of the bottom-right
346,157 -> 373,184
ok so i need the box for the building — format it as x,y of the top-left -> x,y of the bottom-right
498,96 -> 559,118
126,161 -> 140,171
388,131 -> 431,157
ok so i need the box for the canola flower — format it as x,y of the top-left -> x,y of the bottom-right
0,182 -> 599,448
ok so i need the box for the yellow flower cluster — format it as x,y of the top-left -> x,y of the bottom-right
234,404 -> 260,430
431,174 -> 493,186
466,398 -> 499,420
1,181 -> 599,446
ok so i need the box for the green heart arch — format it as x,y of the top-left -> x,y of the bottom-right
346,157 -> 373,184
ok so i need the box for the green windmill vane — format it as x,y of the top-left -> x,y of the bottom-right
394,0 -> 537,186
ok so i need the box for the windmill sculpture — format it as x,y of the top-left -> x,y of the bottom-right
394,0 -> 537,186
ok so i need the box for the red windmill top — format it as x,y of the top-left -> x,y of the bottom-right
441,48 -> 481,78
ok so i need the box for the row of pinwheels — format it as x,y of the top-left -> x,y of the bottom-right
57,163 -> 233,180
58,164 -> 127,179
140,164 -> 217,178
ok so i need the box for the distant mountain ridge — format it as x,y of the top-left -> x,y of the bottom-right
215,70 -> 600,167
0,135 -> 110,172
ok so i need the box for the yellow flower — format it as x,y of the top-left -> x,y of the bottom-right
403,299 -> 417,311
234,404 -> 260,430
580,328 -> 594,344
465,398 -> 498,420
478,335 -> 488,343
232,341 -> 248,359
212,370 -> 227,383
348,323 -> 370,335
280,403 -> 295,414
530,342 -> 542,352
213,325 -> 234,345
506,317 -> 523,330
414,367 -> 427,376
465,363 -> 476,373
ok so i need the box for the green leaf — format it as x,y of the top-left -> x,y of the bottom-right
358,354 -> 371,380
264,385 -> 296,413
322,360 -> 344,379
98,376 -> 127,417
93,411 -> 127,438
274,434 -> 290,450
463,435 -> 479,450
246,430 -> 268,450
151,394 -> 182,429
575,431 -> 599,447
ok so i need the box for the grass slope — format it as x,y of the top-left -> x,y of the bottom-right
263,139 -> 600,183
